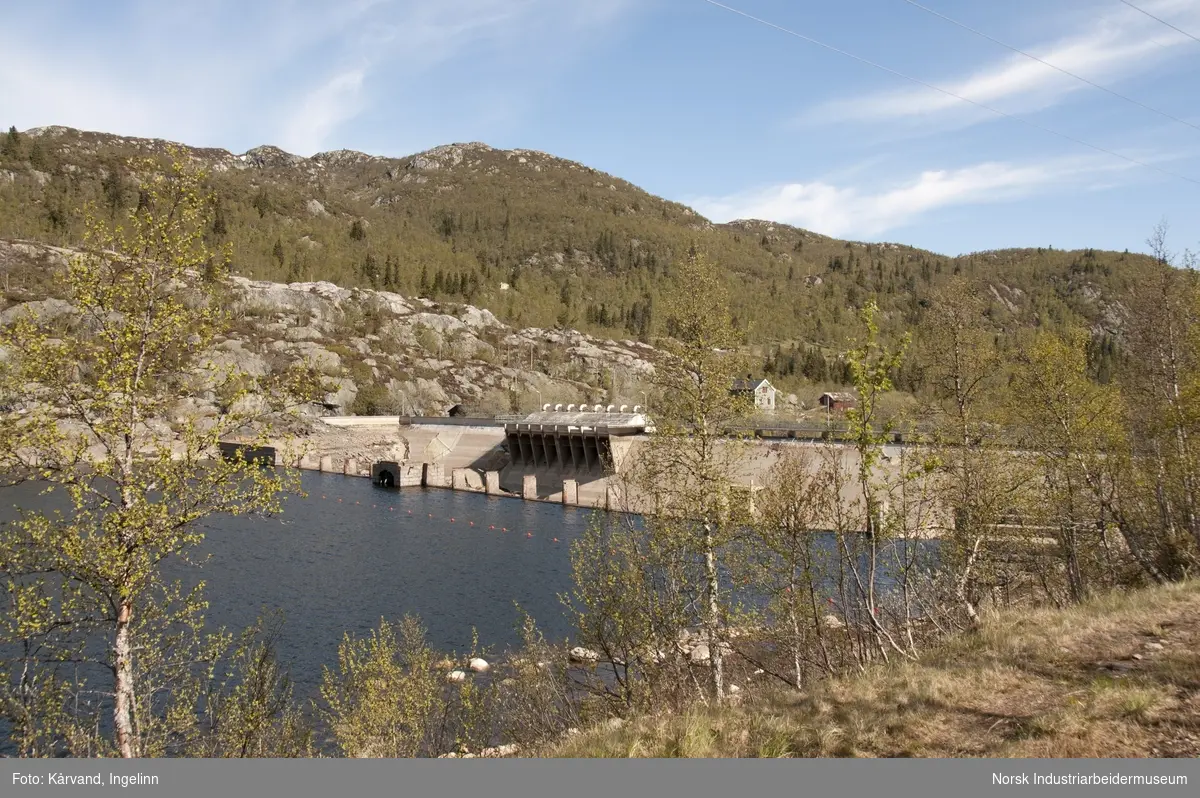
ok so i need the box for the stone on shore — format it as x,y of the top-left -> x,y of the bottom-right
569,646 -> 599,664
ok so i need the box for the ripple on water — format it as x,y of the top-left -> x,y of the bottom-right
1,472 -> 594,698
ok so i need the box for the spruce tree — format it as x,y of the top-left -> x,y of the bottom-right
1,125 -> 21,159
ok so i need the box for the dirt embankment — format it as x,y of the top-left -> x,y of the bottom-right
549,579 -> 1200,758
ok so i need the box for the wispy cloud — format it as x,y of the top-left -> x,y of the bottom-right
277,68 -> 368,155
797,0 -> 1200,128
0,0 -> 636,155
688,154 -> 1150,239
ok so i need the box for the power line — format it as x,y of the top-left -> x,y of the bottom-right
901,0 -> 1200,134
1118,0 -> 1200,45
700,0 -> 1200,187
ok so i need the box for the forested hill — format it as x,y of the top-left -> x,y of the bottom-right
0,125 -> 1164,362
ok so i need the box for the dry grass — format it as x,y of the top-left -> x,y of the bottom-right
546,579 -> 1200,758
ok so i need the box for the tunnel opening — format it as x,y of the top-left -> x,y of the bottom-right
377,469 -> 395,488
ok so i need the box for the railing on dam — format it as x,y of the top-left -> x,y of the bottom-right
325,415 -> 930,444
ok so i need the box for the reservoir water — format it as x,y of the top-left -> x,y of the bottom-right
2,468 -> 937,723
1,471 -> 593,698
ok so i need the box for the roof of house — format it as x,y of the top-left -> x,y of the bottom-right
820,391 -> 857,403
731,378 -> 772,391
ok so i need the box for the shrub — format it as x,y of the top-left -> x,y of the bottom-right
350,382 -> 401,415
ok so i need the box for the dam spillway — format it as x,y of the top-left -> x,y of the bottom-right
503,405 -> 647,474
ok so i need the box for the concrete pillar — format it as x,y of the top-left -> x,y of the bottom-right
562,479 -> 578,506
344,458 -> 357,476
319,454 -> 333,472
485,471 -> 501,495
522,474 -> 537,501
571,437 -> 585,471
452,468 -> 469,490
424,462 -> 445,488
605,484 -> 622,512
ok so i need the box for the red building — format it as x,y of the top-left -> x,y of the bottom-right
818,392 -> 856,412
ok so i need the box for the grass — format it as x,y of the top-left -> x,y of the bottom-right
546,579 -> 1200,758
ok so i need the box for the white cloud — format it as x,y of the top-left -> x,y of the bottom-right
0,0 -> 636,155
688,155 -> 1148,239
277,69 -> 367,156
799,0 -> 1200,127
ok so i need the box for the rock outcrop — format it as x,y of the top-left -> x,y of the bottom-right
0,239 -> 660,423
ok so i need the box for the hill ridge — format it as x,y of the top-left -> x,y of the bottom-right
0,123 -> 1167,376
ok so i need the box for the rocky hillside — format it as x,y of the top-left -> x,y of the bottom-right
0,126 -> 1167,374
0,239 -> 659,424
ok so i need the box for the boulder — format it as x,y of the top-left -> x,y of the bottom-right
197,346 -> 269,383
468,657 -> 490,673
446,670 -> 468,683
568,646 -> 599,664
480,744 -> 520,757
688,642 -> 732,665
822,614 -> 845,631
284,326 -> 323,342
0,299 -> 77,326
292,341 -> 341,373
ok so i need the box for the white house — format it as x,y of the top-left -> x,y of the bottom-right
730,376 -> 776,411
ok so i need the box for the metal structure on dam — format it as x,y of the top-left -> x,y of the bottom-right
503,404 -> 647,474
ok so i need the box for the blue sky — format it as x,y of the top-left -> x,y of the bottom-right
2,0 -> 1198,258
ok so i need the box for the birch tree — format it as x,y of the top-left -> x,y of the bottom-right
0,149 -> 324,756
624,251 -> 752,704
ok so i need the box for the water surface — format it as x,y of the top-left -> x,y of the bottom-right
2,471 -> 593,696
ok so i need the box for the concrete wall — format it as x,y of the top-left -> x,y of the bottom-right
423,462 -> 449,488
452,468 -> 485,492
300,423 -> 939,532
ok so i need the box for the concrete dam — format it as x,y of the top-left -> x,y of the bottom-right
283,405 -> 648,509
254,405 -> 922,526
